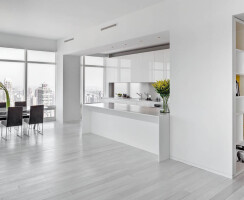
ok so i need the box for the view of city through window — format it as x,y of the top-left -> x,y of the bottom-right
83,56 -> 104,104
0,47 -> 56,120
27,63 -> 56,119
85,67 -> 104,103
0,62 -> 25,105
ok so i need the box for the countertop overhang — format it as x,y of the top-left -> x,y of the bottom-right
83,102 -> 164,117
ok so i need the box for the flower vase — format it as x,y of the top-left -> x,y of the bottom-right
161,97 -> 170,113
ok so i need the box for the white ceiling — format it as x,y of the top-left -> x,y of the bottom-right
73,31 -> 170,56
0,0 -> 164,40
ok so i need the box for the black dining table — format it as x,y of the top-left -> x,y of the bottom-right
0,107 -> 30,120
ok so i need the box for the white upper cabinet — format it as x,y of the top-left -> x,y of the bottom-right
153,49 -> 170,82
120,56 -> 132,82
104,49 -> 170,84
105,57 -> 119,83
130,51 -> 154,82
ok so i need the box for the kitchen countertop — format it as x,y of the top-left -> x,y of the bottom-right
83,102 -> 163,116
101,97 -> 161,103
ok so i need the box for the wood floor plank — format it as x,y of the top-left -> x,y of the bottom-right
0,122 -> 242,200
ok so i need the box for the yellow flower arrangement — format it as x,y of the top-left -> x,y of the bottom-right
152,79 -> 170,113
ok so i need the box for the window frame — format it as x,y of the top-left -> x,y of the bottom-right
0,47 -> 57,121
81,56 -> 105,104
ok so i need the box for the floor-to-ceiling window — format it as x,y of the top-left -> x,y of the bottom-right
0,47 -> 25,105
27,50 -> 56,120
81,56 -> 104,104
0,47 -> 56,121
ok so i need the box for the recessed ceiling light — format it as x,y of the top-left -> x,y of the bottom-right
158,36 -> 161,39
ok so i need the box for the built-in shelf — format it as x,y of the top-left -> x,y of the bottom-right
236,96 -> 244,99
235,21 -> 244,177
236,161 -> 244,176
236,49 -> 244,75
237,49 -> 244,53
236,142 -> 244,175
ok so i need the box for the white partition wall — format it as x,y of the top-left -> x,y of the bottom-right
56,0 -> 244,178
63,55 -> 81,122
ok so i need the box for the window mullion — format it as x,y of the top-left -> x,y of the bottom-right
83,56 -> 86,104
25,49 -> 27,102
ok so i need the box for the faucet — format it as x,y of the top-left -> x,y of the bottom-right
137,93 -> 143,100
144,93 -> 152,101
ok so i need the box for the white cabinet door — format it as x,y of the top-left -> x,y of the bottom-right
120,57 -> 132,82
131,51 -> 154,82
105,57 -> 119,83
105,49 -> 170,85
153,49 -> 170,82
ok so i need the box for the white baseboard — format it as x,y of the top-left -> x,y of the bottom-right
170,155 -> 233,179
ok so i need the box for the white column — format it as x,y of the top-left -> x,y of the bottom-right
63,55 -> 81,122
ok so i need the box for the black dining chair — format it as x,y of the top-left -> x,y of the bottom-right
0,102 -> 6,108
24,105 -> 44,136
0,102 -> 6,129
15,101 -> 26,107
1,107 -> 23,140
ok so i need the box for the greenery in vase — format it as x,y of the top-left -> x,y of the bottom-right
0,82 -> 10,109
152,79 -> 170,112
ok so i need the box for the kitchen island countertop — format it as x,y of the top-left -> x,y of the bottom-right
83,102 -> 163,117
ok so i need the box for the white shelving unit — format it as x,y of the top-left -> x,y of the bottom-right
234,20 -> 244,176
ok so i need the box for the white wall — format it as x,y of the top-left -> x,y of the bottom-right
57,0 -> 244,178
169,0 -> 234,178
0,32 -> 57,51
63,55 -> 81,122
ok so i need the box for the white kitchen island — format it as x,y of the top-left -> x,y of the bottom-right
82,102 -> 170,162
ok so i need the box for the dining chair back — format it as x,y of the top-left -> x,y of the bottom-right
29,105 -> 44,125
6,107 -> 23,127
0,102 -> 6,108
1,107 -> 23,140
24,105 -> 44,136
15,101 -> 26,107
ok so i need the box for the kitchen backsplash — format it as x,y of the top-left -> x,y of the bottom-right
109,82 -> 160,100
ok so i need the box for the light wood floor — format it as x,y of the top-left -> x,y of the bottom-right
0,122 -> 243,200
